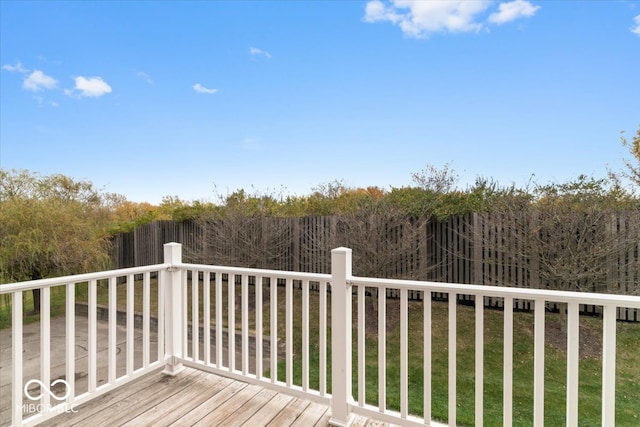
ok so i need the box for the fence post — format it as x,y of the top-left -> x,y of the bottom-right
330,247 -> 354,427
162,242 -> 185,376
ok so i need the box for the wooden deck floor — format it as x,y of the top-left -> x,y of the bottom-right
47,367 -> 391,427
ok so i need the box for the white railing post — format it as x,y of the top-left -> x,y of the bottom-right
162,242 -> 185,376
330,247 -> 354,427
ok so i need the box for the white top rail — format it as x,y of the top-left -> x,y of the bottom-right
0,263 -> 170,294
177,262 -> 331,282
4,259 -> 638,309
349,276 -> 640,308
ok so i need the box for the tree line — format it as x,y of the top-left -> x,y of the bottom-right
2,126 -> 639,310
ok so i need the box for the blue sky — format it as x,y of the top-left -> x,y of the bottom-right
1,1 -> 639,204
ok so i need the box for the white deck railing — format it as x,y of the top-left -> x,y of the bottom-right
1,243 -> 639,427
0,264 -> 168,427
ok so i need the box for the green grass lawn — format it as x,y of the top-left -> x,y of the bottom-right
265,285 -> 640,427
2,277 -> 639,426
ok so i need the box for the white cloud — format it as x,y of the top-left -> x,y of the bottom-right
489,0 -> 540,25
364,0 -> 491,37
364,0 -> 401,24
136,71 -> 154,84
67,76 -> 112,97
193,83 -> 218,94
249,47 -> 272,58
23,70 -> 58,91
33,96 -> 58,108
3,61 -> 29,73
632,15 -> 640,36
364,0 -> 539,37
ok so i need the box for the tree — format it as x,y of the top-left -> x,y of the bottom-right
327,197 -> 430,279
190,188 -> 292,269
108,199 -> 162,234
160,195 -> 215,222
620,125 -> 640,188
473,175 -> 639,295
411,162 -> 459,195
0,170 -> 114,312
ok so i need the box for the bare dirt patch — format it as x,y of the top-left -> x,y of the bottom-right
545,318 -> 602,359
363,297 -> 401,336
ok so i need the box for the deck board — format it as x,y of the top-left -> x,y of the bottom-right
191,382 -> 263,426
46,367 -> 388,427
266,398 -> 312,426
91,372 -> 206,427
165,378 -> 248,427
121,371 -> 235,427
212,387 -> 280,427
238,392 -> 295,426
289,401 -> 330,427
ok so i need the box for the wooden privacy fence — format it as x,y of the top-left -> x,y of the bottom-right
110,216 -> 477,281
110,213 -> 639,319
